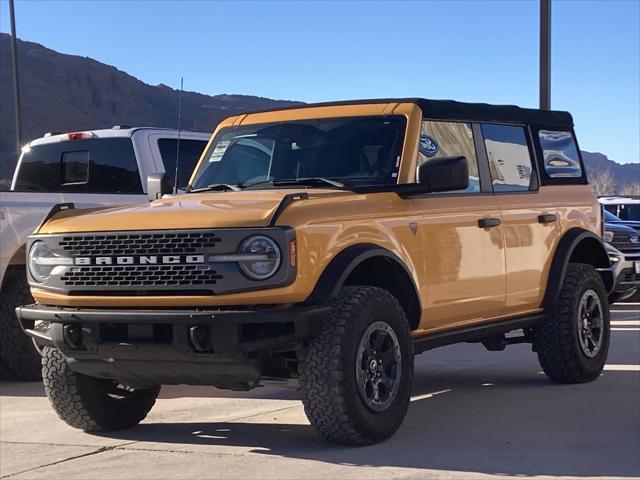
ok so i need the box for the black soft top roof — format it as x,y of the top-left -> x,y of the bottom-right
253,98 -> 574,129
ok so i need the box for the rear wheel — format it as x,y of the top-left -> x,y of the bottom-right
42,347 -> 160,431
0,268 -> 41,380
535,263 -> 610,383
299,286 -> 413,445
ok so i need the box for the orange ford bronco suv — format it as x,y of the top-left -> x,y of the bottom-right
17,99 -> 613,445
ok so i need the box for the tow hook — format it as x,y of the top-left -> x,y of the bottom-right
189,325 -> 213,353
63,324 -> 84,350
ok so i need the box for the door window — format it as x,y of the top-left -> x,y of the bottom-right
418,120 -> 481,192
157,139 -> 208,190
482,124 -> 535,192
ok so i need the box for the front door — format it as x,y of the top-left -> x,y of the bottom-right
411,120 -> 506,333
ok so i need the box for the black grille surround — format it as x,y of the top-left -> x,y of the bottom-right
28,228 -> 296,296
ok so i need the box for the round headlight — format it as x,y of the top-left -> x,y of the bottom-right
28,241 -> 55,283
238,236 -> 281,280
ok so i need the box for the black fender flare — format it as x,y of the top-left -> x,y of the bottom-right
542,228 -> 612,307
306,243 -> 421,323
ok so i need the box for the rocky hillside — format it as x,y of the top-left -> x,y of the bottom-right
0,33 -> 299,186
1,33 -> 638,194
582,151 -> 639,196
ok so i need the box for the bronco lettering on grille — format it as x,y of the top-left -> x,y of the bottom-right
73,255 -> 205,265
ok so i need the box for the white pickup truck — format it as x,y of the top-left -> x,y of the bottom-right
0,126 -> 210,379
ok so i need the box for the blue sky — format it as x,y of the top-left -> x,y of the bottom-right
1,0 -> 639,164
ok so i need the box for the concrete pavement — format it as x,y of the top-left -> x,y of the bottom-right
1,306 -> 638,480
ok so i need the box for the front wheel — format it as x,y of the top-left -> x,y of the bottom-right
42,348 -> 160,431
535,263 -> 610,384
299,286 -> 413,445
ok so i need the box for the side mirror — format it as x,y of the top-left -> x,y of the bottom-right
417,156 -> 469,193
147,173 -> 174,201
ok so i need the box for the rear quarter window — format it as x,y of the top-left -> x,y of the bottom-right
538,130 -> 582,178
13,138 -> 142,194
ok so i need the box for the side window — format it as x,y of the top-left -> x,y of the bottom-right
538,130 -> 582,178
418,120 -> 481,193
482,124 -> 535,192
61,151 -> 89,185
157,139 -> 208,190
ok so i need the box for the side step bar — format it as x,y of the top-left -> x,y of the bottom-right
413,313 -> 545,354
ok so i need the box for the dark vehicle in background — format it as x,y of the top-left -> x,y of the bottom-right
604,210 -> 640,303
601,196 -> 640,232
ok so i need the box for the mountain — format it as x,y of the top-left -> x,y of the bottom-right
581,151 -> 639,196
1,33 -> 638,194
0,33 -> 299,186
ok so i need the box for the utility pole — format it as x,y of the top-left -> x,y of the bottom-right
540,0 -> 551,110
9,0 -> 23,151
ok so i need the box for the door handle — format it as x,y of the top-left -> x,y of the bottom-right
478,217 -> 501,228
538,213 -> 558,224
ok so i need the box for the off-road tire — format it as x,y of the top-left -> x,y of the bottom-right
42,347 -> 160,431
0,268 -> 41,380
535,263 -> 610,384
299,286 -> 413,445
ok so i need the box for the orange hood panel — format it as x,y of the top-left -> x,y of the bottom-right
38,190 -> 348,234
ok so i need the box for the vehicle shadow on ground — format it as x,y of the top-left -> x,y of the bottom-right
0,380 -> 45,397
102,368 -> 640,478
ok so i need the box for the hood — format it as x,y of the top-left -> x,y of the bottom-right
605,222 -> 638,235
39,189 -> 350,234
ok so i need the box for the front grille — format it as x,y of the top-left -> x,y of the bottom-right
60,264 -> 222,287
623,271 -> 639,283
58,232 -> 221,256
611,233 -> 640,252
32,227 -> 295,296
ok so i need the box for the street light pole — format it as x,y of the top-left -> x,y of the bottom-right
540,0 -> 551,110
9,0 -> 23,151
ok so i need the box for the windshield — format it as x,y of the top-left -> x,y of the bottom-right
618,204 -> 640,222
189,116 -> 406,190
604,210 -> 620,222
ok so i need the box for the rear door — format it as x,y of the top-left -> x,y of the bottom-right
481,123 -> 560,315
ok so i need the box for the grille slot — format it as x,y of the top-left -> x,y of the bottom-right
60,264 -> 222,287
58,232 -> 221,256
623,271 -> 639,283
611,233 -> 640,252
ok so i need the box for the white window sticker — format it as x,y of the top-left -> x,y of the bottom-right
209,141 -> 230,162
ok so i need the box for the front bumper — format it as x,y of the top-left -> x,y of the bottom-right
16,304 -> 328,388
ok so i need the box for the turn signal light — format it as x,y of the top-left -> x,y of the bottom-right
290,239 -> 297,267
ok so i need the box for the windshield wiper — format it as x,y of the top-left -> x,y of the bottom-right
242,177 -> 349,190
186,183 -> 240,193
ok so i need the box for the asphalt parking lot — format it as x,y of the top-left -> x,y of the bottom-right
1,305 -> 638,480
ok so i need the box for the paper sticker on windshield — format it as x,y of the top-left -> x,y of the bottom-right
419,135 -> 439,157
209,141 -> 230,162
